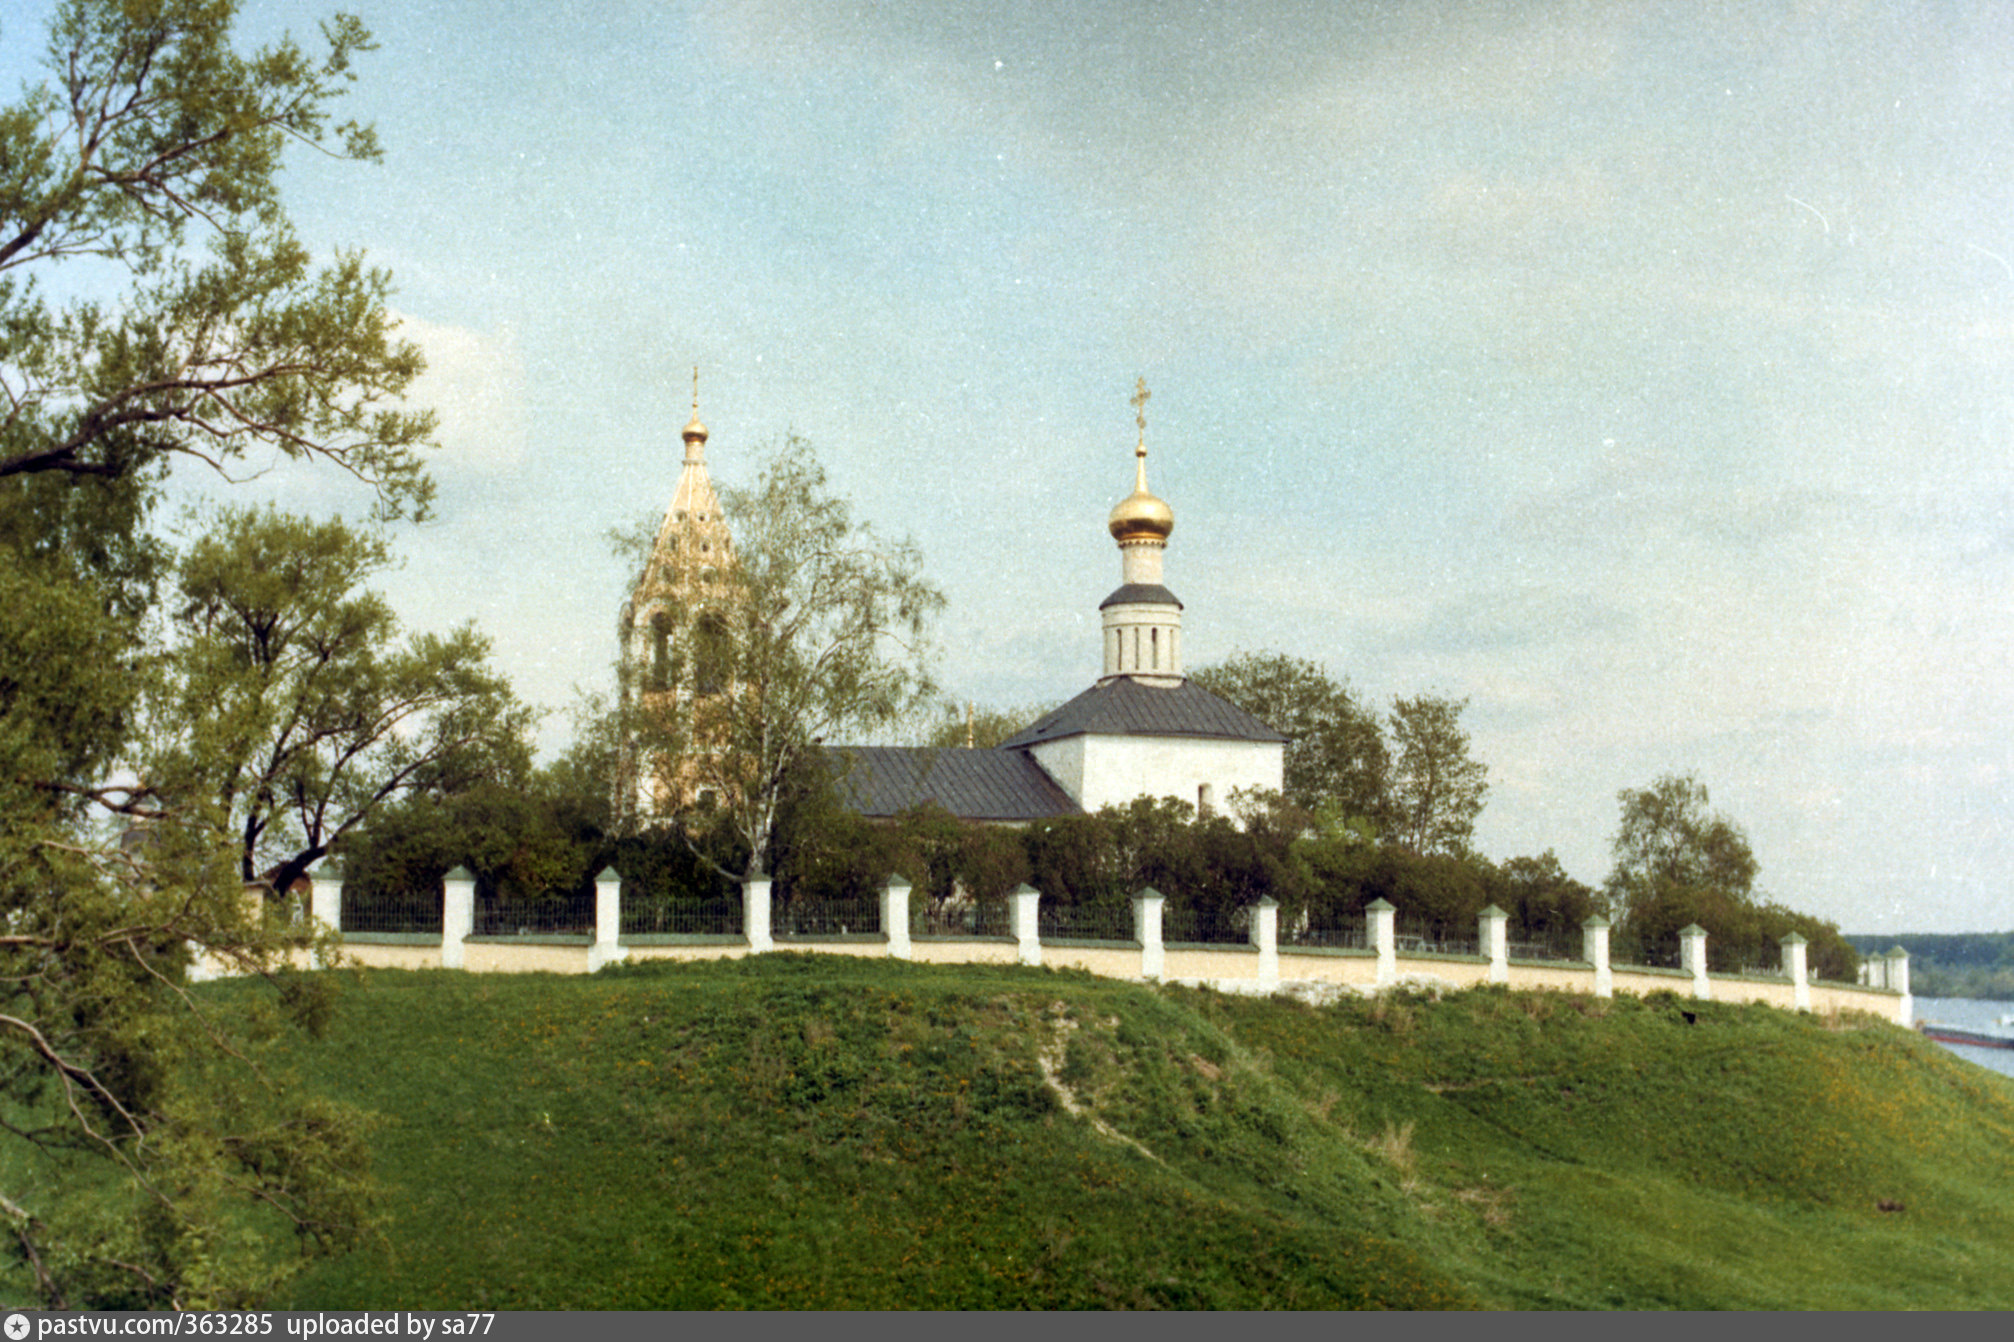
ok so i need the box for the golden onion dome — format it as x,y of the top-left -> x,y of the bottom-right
682,412 -> 708,445
1108,445 -> 1174,543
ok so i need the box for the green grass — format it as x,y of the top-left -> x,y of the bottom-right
72,957 -> 2014,1308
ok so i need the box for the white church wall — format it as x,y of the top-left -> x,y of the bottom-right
1026,735 -> 1087,808
1067,734 -> 1283,817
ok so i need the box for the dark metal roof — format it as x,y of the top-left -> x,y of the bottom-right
999,677 -> 1290,749
1097,582 -> 1183,610
824,746 -> 1082,821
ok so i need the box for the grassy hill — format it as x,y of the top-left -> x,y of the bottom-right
157,958 -> 2014,1308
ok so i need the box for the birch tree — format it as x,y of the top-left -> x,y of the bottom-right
621,434 -> 944,881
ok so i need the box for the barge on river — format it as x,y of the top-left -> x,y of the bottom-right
1917,1019 -> 2014,1050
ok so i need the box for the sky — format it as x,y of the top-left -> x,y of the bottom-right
9,0 -> 2011,935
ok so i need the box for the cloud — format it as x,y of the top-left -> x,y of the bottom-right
393,313 -> 530,476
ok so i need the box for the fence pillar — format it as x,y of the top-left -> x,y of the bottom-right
1583,915 -> 1612,998
1886,946 -> 1912,1026
1132,887 -> 1166,981
1252,897 -> 1279,990
312,861 -> 342,935
1479,904 -> 1508,984
1679,923 -> 1710,1000
442,866 -> 475,970
310,861 -> 343,968
1010,884 -> 1041,967
1775,932 -> 1808,1011
882,874 -> 913,961
743,872 -> 773,953
1366,898 -> 1396,989
590,866 -> 626,971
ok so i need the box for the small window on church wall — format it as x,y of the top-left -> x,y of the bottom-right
1150,627 -> 1159,669
1198,783 -> 1215,817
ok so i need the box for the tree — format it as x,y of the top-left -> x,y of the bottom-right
1491,851 -> 1602,948
1604,773 -> 1762,967
0,0 -> 434,1306
1604,774 -> 1862,975
1188,652 -> 1388,824
147,505 -> 532,901
622,434 -> 945,881
1603,773 -> 1758,923
919,700 -> 1057,751
0,0 -> 435,528
1385,695 -> 1488,856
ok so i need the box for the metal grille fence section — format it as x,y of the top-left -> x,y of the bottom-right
340,888 -> 441,935
1507,932 -> 1583,962
1394,919 -> 1479,957
1037,902 -> 1134,942
1290,922 -> 1367,950
775,896 -> 881,938
919,900 -> 1010,937
1161,904 -> 1251,945
621,893 -> 743,936
474,890 -> 596,937
1612,945 -> 1682,971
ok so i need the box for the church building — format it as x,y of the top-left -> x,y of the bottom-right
830,383 -> 1287,823
616,380 -> 1286,830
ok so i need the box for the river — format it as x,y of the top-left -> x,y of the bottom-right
1912,996 -> 2014,1079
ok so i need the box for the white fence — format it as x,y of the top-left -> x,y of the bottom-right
291,865 -> 1911,1026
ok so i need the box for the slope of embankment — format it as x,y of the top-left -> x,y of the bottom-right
262,956 -> 2014,1310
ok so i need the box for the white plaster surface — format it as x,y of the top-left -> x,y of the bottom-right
1031,734 -> 1282,816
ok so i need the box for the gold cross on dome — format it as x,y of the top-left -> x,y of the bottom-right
1131,377 -> 1150,448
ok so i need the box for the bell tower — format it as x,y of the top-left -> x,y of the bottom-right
614,370 -> 737,826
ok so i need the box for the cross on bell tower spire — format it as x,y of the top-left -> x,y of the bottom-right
682,365 -> 708,461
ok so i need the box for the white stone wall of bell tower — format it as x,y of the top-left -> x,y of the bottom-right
1101,602 -> 1183,684
1120,538 -> 1165,586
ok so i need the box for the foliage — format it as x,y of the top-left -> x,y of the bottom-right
1850,932 -> 2014,1000
1489,851 -> 1603,949
1605,774 -> 1759,916
0,565 -> 378,1306
1385,695 -> 1488,856
1603,774 -> 1854,978
619,435 -> 945,881
918,700 -> 1055,750
147,505 -> 533,900
1605,773 -> 1758,964
0,0 -> 436,1307
0,0 -> 435,528
1189,652 -> 1389,825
